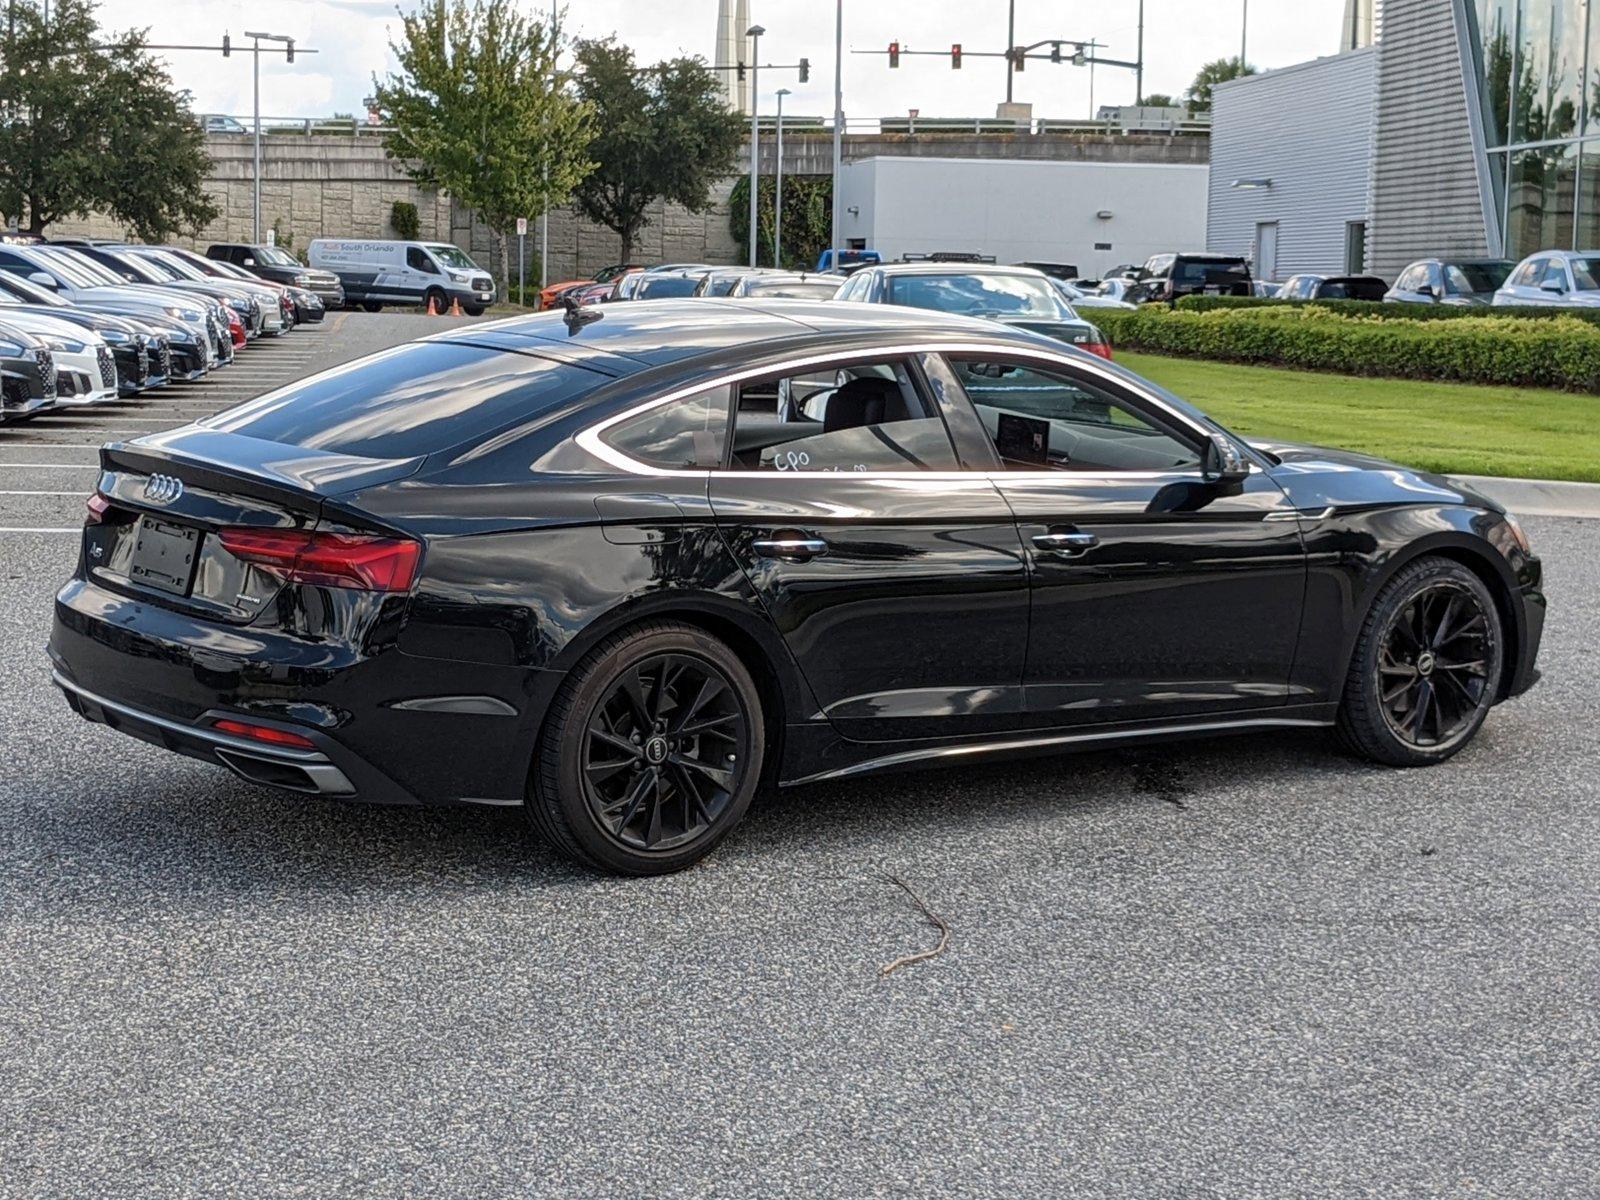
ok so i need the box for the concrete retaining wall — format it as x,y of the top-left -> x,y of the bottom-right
47,128 -> 1208,285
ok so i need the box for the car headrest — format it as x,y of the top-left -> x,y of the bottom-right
823,377 -> 904,433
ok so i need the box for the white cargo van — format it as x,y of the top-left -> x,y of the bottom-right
306,240 -> 495,314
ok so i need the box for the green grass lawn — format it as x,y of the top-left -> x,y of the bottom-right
1118,351 -> 1600,483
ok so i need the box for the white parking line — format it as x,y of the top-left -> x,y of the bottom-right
0,490 -> 84,496
0,462 -> 98,469
0,527 -> 78,534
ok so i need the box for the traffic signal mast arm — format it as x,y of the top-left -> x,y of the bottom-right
860,40 -> 1139,72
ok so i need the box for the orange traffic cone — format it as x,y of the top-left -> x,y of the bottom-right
426,293 -> 440,316
449,297 -> 464,317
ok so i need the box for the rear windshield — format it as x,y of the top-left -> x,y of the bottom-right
1174,259 -> 1249,284
202,341 -> 605,459
638,275 -> 701,298
742,279 -> 839,298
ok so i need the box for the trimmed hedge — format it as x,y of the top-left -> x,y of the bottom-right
1173,293 -> 1600,328
1093,304 -> 1600,391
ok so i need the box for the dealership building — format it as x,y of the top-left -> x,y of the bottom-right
1208,0 -> 1599,280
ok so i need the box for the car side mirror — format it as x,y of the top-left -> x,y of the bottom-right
28,271 -> 56,289
1202,432 -> 1249,483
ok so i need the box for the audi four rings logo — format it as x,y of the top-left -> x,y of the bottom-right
143,474 -> 183,504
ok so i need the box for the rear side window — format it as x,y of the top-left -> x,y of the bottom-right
204,342 -> 605,459
603,386 -> 731,469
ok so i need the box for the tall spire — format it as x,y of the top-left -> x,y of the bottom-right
714,0 -> 752,114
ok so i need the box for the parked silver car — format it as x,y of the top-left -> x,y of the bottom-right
1493,250 -> 1600,308
1387,258 -> 1512,306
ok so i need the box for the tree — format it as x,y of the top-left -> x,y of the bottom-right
571,39 -> 743,262
1184,57 -> 1257,114
0,0 -> 218,238
728,175 -> 833,270
1141,92 -> 1177,108
375,0 -> 594,289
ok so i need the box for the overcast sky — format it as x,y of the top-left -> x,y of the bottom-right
97,0 -> 1352,122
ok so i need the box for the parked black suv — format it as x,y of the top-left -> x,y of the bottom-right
205,243 -> 344,308
1131,253 -> 1253,303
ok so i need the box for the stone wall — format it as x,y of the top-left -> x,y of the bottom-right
47,127 -> 1207,286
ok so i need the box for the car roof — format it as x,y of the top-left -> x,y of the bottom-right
430,298 -> 1060,375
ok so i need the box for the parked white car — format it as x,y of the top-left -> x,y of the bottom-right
1493,250 -> 1600,308
0,308 -> 115,406
1049,277 -> 1137,311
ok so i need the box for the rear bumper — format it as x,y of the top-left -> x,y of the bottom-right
49,575 -> 540,807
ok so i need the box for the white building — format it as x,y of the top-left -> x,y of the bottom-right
836,156 -> 1209,279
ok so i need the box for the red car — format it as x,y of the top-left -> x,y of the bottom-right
226,309 -> 247,348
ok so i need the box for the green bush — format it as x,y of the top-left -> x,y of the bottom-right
1093,304 -> 1600,391
1173,293 -> 1600,328
390,200 -> 420,241
728,175 -> 833,270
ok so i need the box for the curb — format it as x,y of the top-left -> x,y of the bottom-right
1450,474 -> 1600,519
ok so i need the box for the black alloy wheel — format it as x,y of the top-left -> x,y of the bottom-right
530,622 -> 764,875
582,653 -> 748,853
1338,556 -> 1503,766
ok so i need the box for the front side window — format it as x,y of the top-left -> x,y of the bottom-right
945,356 -> 1201,474
729,358 -> 959,473
603,386 -> 731,470
1541,259 -> 1571,291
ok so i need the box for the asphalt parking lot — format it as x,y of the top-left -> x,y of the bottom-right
1,317 -> 1596,1197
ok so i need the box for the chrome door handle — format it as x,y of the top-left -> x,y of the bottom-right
751,535 -> 830,561
1032,531 -> 1098,556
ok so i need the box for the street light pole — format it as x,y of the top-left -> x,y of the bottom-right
774,88 -> 790,268
244,31 -> 294,244
746,24 -> 765,268
830,0 -> 843,272
1005,0 -> 1016,104
1240,0 -> 1248,66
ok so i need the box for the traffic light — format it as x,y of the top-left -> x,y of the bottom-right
799,56 -> 810,83
1012,46 -> 1025,72
1050,41 -> 1062,63
222,33 -> 231,57
737,60 -> 746,81
888,41 -> 900,68
285,38 -> 294,63
951,43 -> 962,69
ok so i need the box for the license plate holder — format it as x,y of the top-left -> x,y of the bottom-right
129,518 -> 201,596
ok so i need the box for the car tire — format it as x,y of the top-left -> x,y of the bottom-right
424,287 -> 447,314
360,301 -> 382,313
462,304 -> 485,317
1336,555 -> 1503,767
529,621 -> 764,876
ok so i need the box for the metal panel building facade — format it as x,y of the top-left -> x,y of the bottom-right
1206,48 -> 1378,281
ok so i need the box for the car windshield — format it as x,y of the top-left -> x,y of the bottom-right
142,251 -> 206,281
0,272 -> 66,305
1174,259 -> 1250,284
256,246 -> 299,267
1569,258 -> 1600,291
638,275 -> 701,298
106,251 -> 174,283
886,272 -> 1067,320
1445,262 -> 1510,294
426,244 -> 478,270
742,279 -> 839,298
35,249 -> 121,288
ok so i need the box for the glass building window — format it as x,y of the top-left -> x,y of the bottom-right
1511,0 -> 1585,145
1473,0 -> 1518,145
1505,144 -> 1577,256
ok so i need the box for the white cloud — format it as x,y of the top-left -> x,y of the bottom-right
98,0 -> 1348,120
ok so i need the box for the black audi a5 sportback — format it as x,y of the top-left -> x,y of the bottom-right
50,301 -> 1545,875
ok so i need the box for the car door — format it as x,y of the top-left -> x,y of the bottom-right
702,351 -> 1031,742
926,350 -> 1308,730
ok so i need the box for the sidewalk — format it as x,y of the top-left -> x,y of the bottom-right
1451,475 -> 1600,520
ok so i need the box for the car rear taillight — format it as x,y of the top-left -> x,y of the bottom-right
227,311 -> 247,347
211,718 -> 318,750
1084,342 -> 1114,361
85,493 -> 112,525
218,528 -> 422,592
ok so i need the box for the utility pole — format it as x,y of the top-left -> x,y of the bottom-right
244,31 -> 295,244
1004,0 -> 1016,104
1136,0 -> 1145,103
774,88 -> 789,268
1241,0 -> 1248,66
830,0 -> 843,272
747,24 -> 764,268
